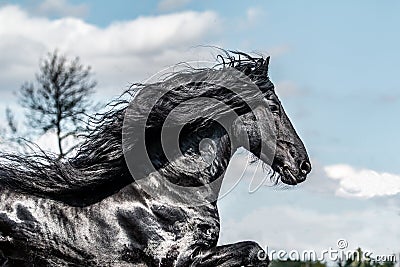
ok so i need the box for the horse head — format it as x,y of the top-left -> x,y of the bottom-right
232,55 -> 311,185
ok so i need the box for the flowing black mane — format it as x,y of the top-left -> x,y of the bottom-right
0,51 -> 274,206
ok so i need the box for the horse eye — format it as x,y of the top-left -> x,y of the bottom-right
269,103 -> 280,114
263,97 -> 280,115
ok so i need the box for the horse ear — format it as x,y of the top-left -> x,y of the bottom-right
265,56 -> 270,68
258,57 -> 270,77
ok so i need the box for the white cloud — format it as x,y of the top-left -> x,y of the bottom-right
325,164 -> 400,198
0,5 -> 220,103
157,0 -> 191,12
36,0 -> 88,18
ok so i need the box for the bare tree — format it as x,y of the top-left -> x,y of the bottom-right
18,50 -> 97,158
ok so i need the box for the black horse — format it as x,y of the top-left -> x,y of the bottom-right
0,51 -> 311,266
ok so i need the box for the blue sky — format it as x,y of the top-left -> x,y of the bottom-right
0,0 -> 399,261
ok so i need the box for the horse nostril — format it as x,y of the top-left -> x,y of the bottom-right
300,161 -> 311,175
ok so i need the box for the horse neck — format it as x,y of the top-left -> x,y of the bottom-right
163,124 -> 231,179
